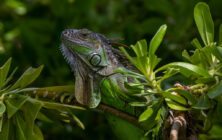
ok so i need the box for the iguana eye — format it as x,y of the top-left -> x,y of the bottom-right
88,53 -> 101,66
80,33 -> 89,38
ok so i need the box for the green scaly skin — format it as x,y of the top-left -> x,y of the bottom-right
60,29 -> 135,113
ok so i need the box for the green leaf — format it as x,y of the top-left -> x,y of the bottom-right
42,101 -> 85,111
14,113 -> 27,140
21,99 -> 43,133
106,114 -> 146,140
119,47 -> 137,66
182,50 -> 191,61
161,92 -> 186,105
138,100 -> 162,130
0,58 -> 12,89
34,85 -> 75,93
168,88 -> 197,105
26,125 -> 44,140
191,38 -> 202,49
0,119 -> 10,139
70,113 -> 85,130
165,98 -> 189,111
149,24 -> 167,56
192,95 -> 211,110
139,108 -> 153,122
139,100 -> 162,130
0,102 -> 6,117
219,24 -> 222,45
129,101 -> 153,107
155,62 -> 211,78
3,67 -> 18,88
194,2 -> 214,45
5,94 -> 28,118
114,67 -> 148,82
208,81 -> 222,99
131,40 -> 148,57
9,65 -> 44,90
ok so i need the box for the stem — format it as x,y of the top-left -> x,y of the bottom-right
97,103 -> 140,127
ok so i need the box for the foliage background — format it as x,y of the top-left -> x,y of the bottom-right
0,0 -> 222,139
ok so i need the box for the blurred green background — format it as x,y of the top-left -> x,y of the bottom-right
0,0 -> 222,139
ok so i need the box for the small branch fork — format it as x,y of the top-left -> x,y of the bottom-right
170,112 -> 187,140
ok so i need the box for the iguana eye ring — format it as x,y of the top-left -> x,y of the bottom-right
89,53 -> 101,66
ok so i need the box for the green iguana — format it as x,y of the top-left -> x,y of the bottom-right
60,29 -> 148,139
60,29 -> 137,110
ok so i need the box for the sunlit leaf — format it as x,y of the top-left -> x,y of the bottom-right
168,88 -> 197,105
139,108 -> 153,122
194,2 -> 214,45
149,24 -> 167,56
155,62 -> 211,78
165,98 -> 189,111
161,91 -> 186,105
131,40 -> 148,57
138,100 -> 162,130
129,101 -> 153,107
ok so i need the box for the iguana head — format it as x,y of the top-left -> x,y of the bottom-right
60,29 -> 121,108
61,29 -> 110,71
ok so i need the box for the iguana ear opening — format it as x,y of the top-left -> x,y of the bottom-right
75,72 -> 101,108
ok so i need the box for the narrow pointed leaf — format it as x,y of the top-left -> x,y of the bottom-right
149,24 -> 167,56
161,92 -> 186,105
0,58 -> 12,89
9,65 -> 44,90
194,2 -> 214,45
165,98 -> 189,111
191,38 -> 202,49
168,88 -> 197,105
132,40 -> 148,57
155,62 -> 211,78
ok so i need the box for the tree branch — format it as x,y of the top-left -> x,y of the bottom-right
97,103 -> 140,127
30,90 -> 140,127
170,114 -> 187,140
